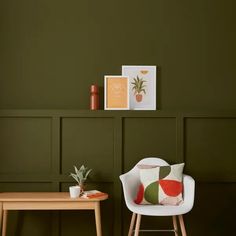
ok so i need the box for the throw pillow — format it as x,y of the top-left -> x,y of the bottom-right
134,163 -> 185,205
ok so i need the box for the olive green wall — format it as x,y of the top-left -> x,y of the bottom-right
0,1 -> 236,236
1,0 -> 236,110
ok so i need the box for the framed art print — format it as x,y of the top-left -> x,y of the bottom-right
104,76 -> 130,110
122,65 -> 156,110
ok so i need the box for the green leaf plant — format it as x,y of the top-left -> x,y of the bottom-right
131,76 -> 146,102
70,165 -> 92,186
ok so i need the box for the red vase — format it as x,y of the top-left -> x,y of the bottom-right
90,85 -> 99,110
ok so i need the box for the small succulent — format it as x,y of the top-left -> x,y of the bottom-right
70,165 -> 92,186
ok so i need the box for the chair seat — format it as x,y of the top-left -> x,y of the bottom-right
127,201 -> 192,216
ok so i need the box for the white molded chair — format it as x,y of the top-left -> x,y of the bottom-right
120,158 -> 195,236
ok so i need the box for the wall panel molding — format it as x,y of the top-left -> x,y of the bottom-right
0,110 -> 235,182
0,110 -> 235,235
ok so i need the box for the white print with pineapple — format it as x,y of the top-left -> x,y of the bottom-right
122,66 -> 156,110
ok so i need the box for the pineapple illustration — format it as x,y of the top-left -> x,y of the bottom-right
131,76 -> 146,102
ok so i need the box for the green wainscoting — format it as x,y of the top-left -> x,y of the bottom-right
0,110 -> 235,236
0,117 -> 52,174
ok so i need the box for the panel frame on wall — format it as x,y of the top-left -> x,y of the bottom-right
0,110 -> 236,236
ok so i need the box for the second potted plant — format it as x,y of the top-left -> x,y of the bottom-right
69,165 -> 92,194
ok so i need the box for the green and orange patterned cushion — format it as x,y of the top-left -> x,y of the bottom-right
134,163 -> 185,205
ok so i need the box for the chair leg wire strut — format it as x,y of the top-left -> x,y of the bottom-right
129,213 -> 187,236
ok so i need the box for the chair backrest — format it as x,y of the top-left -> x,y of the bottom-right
127,157 -> 169,176
136,157 -> 169,166
120,157 -> 169,200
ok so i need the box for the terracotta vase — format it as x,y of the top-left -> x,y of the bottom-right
136,94 -> 143,102
90,85 -> 99,110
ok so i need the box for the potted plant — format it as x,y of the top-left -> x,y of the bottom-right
70,165 -> 92,193
131,76 -> 146,102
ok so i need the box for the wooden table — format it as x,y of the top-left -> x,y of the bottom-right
0,192 -> 108,236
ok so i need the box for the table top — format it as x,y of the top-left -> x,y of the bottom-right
0,192 -> 108,202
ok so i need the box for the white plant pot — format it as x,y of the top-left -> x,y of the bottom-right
69,185 -> 81,198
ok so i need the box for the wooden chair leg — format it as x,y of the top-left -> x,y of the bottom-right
178,215 -> 187,236
128,213 -> 136,236
172,216 -> 178,236
134,214 -> 141,236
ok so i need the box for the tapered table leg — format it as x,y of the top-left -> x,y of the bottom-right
2,210 -> 8,236
95,202 -> 102,236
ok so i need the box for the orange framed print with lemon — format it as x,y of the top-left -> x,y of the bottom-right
122,65 -> 156,110
104,76 -> 130,110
